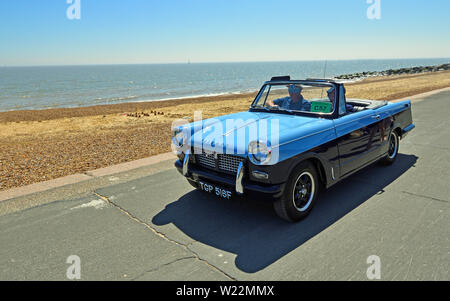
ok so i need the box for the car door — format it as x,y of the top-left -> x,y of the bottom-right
333,110 -> 382,177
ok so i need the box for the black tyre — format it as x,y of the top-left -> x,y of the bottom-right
380,130 -> 399,165
273,161 -> 320,222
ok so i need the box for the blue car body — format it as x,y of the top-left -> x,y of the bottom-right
174,78 -> 414,200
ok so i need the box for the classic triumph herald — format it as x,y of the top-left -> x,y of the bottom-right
173,77 -> 415,222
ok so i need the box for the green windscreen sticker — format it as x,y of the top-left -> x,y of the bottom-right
310,101 -> 332,113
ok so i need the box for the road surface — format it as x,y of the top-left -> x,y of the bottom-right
1,91 -> 449,281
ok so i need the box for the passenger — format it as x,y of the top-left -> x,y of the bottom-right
327,86 -> 353,113
327,87 -> 336,111
327,87 -> 336,103
267,84 -> 311,111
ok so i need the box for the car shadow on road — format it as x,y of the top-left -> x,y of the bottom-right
152,154 -> 418,273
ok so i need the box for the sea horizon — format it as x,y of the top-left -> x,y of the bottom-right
2,57 -> 450,68
0,57 -> 449,112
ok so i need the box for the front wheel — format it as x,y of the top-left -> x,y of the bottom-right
380,131 -> 399,165
273,161 -> 320,222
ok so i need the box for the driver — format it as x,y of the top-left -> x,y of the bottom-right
267,84 -> 311,111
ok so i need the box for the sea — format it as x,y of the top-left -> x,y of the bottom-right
0,58 -> 448,112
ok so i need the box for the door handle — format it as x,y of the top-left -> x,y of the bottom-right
372,115 -> 381,120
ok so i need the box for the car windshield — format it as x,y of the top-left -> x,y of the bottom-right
251,83 -> 336,115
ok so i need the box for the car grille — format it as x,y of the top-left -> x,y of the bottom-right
195,151 -> 216,169
218,154 -> 244,173
194,149 -> 244,174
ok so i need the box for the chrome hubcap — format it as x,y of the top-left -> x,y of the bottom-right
292,172 -> 315,212
388,132 -> 398,159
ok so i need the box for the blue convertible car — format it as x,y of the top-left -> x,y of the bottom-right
173,77 -> 415,222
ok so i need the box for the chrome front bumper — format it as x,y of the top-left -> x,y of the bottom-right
183,150 -> 244,195
235,162 -> 244,195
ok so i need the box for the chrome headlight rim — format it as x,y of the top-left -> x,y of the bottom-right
248,141 -> 272,165
171,127 -> 186,148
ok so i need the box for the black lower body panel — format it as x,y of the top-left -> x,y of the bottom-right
175,160 -> 285,199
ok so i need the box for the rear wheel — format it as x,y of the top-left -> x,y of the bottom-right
380,130 -> 399,165
274,161 -> 320,222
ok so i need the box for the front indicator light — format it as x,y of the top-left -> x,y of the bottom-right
252,171 -> 269,180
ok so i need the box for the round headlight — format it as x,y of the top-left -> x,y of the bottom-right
248,141 -> 272,165
172,128 -> 186,148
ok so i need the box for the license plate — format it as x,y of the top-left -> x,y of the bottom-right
199,181 -> 233,200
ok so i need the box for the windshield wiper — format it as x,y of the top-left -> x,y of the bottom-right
251,106 -> 296,114
251,106 -> 276,112
270,107 -> 297,115
277,108 -> 294,114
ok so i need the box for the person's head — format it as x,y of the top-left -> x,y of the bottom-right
288,84 -> 303,101
327,87 -> 336,102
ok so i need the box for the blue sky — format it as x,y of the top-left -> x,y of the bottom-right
0,0 -> 449,66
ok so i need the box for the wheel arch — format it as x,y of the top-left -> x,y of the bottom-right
287,154 -> 329,187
